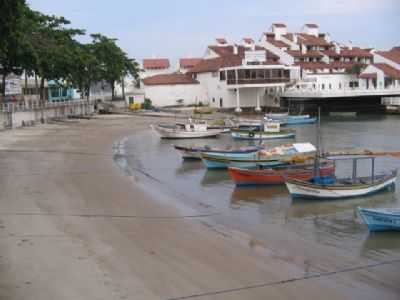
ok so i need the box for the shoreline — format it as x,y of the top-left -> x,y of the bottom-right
0,115 -> 398,300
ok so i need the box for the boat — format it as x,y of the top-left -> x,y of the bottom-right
230,122 -> 295,140
201,143 -> 316,169
357,207 -> 400,231
265,112 -> 289,119
285,108 -> 398,200
152,121 -> 225,139
285,155 -> 397,200
264,114 -> 316,125
173,145 -> 260,160
228,161 -> 335,186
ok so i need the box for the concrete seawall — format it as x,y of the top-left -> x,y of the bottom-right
0,100 -> 95,129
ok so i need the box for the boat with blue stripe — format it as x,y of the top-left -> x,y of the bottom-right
358,207 -> 400,231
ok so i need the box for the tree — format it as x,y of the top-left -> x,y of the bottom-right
0,0 -> 35,99
91,34 -> 140,100
27,11 -> 85,102
346,63 -> 365,75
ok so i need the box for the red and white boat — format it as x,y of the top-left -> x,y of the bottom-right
228,162 -> 335,186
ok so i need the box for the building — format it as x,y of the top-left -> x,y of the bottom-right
142,24 -> 400,112
142,58 -> 170,78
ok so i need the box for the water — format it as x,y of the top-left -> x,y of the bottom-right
114,114 -> 400,297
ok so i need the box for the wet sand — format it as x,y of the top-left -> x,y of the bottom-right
0,115 -> 398,300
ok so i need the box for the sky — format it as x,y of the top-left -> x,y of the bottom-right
28,0 -> 400,64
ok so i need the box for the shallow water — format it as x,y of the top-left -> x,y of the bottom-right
114,114 -> 400,297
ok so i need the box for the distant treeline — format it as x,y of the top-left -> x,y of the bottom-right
0,0 -> 140,100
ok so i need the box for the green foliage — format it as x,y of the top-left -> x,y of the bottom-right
346,63 -> 365,75
143,98 -> 152,110
0,1 -> 141,100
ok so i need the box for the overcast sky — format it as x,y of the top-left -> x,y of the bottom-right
28,0 -> 400,63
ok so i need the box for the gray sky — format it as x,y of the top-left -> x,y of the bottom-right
28,0 -> 400,63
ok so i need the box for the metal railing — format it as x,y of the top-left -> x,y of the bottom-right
227,77 -> 291,85
0,100 -> 94,113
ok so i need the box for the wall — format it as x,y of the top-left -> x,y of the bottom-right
0,101 -> 95,129
144,83 -> 206,107
303,73 -> 358,90
359,65 -> 385,89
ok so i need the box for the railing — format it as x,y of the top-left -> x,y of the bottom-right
0,100 -> 94,113
227,78 -> 291,85
282,86 -> 400,98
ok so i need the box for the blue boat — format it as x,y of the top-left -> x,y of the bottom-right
174,145 -> 260,160
200,143 -> 316,169
357,207 -> 400,231
265,115 -> 316,126
200,153 -> 288,169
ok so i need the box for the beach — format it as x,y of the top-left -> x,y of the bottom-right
0,115 -> 399,300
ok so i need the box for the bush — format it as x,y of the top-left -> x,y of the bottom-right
198,101 -> 204,107
143,98 -> 152,110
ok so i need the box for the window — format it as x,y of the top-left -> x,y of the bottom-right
329,84 -> 332,89
321,84 -> 325,90
212,97 -> 215,103
219,71 -> 226,81
339,83 -> 342,89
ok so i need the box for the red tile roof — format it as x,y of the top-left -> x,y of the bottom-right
322,50 -> 341,57
373,63 -> 400,79
304,23 -> 319,28
266,37 -> 289,48
294,62 -> 329,70
297,34 -> 331,47
340,47 -> 373,58
179,58 -> 203,69
359,73 -> 377,79
272,23 -> 287,28
143,74 -> 199,86
282,33 -> 294,42
329,61 -> 361,70
375,47 -> 400,64
287,50 -> 324,58
189,55 -> 242,73
143,59 -> 170,69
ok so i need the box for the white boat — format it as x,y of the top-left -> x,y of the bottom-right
357,207 -> 400,231
286,173 -> 396,199
265,112 -> 289,119
152,122 -> 224,139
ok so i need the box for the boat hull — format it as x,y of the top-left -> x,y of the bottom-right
153,126 -> 223,139
201,153 -> 288,169
174,145 -> 259,160
358,207 -> 400,231
228,163 -> 335,186
286,175 -> 396,199
231,129 -> 295,140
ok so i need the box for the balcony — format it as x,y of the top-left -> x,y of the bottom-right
227,77 -> 291,85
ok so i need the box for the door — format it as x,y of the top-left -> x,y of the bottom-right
219,97 -> 223,108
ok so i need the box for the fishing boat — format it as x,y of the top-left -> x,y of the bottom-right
265,114 -> 316,125
152,121 -> 225,139
265,112 -> 289,119
231,122 -> 295,140
285,155 -> 397,199
228,161 -> 335,186
357,207 -> 400,231
173,145 -> 260,160
201,143 -> 316,169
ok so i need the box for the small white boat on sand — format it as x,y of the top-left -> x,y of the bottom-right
152,122 -> 224,139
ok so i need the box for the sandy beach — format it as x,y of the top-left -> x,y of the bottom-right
0,115 -> 398,300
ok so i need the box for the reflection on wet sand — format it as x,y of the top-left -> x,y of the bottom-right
175,160 -> 204,175
230,185 -> 288,205
200,169 -> 232,186
361,232 -> 400,260
287,190 -> 397,219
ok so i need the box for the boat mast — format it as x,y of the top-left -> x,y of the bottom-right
314,106 -> 321,177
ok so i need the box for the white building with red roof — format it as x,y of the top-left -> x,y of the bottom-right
142,58 -> 171,78
141,23 -> 400,111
